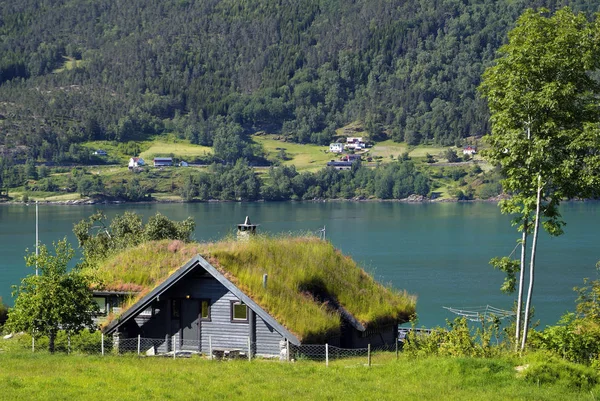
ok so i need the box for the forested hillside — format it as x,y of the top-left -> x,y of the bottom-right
0,0 -> 598,163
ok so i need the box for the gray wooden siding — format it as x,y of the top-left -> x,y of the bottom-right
127,273 -> 290,355
202,279 -> 250,351
255,315 -> 283,356
170,276 -> 251,352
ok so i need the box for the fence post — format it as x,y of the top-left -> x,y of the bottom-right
325,343 -> 329,367
247,337 -> 251,361
209,335 -> 212,360
32,336 -> 35,353
113,332 -> 120,355
101,333 -> 104,356
173,336 -> 176,359
137,335 -> 141,356
368,344 -> 371,367
286,339 -> 290,362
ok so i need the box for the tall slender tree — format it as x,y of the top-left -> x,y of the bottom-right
480,7 -> 600,351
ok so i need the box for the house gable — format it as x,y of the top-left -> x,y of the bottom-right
103,255 -> 301,346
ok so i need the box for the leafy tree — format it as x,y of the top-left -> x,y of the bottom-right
144,213 -> 195,242
444,149 -> 460,163
74,211 -> 195,266
212,122 -> 252,163
480,7 -> 600,351
77,175 -> 105,197
6,239 -> 98,352
124,178 -> 147,201
24,159 -> 37,180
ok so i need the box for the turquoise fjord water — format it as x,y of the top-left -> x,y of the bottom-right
0,201 -> 598,328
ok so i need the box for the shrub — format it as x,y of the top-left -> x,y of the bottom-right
2,330 -> 111,354
53,330 -> 110,354
404,317 -> 501,358
450,168 -> 467,181
521,353 -> 598,391
477,182 -> 502,199
0,297 -> 8,328
444,149 -> 460,163
530,278 -> 600,365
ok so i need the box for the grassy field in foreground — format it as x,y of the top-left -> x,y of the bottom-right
0,351 -> 596,401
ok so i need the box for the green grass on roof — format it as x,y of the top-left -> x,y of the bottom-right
93,236 -> 416,342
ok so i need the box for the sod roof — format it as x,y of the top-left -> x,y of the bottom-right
92,235 -> 416,342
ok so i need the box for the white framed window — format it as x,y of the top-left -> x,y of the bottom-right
230,300 -> 248,323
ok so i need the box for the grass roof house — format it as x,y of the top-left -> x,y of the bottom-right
95,223 -> 415,357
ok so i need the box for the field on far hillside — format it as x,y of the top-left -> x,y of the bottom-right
365,141 -> 453,162
368,140 -> 408,159
0,349 -> 595,401
139,141 -> 213,161
82,139 -> 212,164
252,135 -> 332,172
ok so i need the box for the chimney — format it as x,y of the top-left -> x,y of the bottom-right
237,216 -> 258,241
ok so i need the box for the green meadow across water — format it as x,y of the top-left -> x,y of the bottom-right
1,201 -> 599,328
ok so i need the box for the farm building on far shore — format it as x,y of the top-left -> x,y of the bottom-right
128,157 -> 145,169
329,143 -> 344,153
462,145 -> 477,155
153,157 -> 173,167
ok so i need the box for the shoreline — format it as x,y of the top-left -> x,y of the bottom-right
0,194 -> 567,207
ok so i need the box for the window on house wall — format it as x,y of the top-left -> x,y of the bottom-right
231,300 -> 248,323
201,299 -> 211,321
93,297 -> 106,315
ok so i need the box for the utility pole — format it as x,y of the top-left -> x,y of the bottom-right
35,200 -> 39,276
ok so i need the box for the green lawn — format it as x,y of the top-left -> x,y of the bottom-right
81,138 -> 212,164
52,56 -> 84,73
139,141 -> 212,161
252,135 -> 332,172
368,140 -> 454,161
408,145 -> 451,158
0,350 -> 595,400
81,140 -> 150,164
369,140 -> 408,159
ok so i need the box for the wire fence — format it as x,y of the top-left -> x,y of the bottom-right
9,333 -> 403,366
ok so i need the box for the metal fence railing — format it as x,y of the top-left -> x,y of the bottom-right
290,343 -> 399,366
13,334 -> 401,366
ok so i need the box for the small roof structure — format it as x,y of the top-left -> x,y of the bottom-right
237,216 -> 258,238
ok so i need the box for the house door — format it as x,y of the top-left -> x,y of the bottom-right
181,299 -> 200,351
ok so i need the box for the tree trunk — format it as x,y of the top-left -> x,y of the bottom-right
515,219 -> 527,351
521,175 -> 543,351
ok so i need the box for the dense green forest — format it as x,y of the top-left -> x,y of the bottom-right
0,0 -> 598,165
